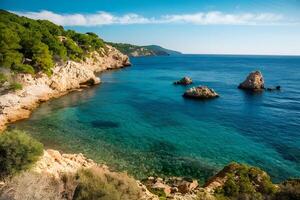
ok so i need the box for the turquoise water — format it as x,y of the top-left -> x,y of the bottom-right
10,55 -> 300,182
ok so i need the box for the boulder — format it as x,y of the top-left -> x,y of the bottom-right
174,77 -> 193,85
183,86 -> 219,99
238,71 -> 264,91
177,180 -> 199,194
151,181 -> 171,196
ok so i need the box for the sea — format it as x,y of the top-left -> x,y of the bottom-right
9,55 -> 300,183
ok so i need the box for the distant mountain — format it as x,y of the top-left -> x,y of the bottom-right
142,45 -> 182,56
107,42 -> 182,57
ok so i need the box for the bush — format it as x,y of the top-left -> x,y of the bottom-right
73,166 -> 143,200
11,64 -> 35,74
215,163 -> 277,199
9,82 -> 23,91
274,179 -> 300,200
0,130 -> 43,178
0,72 -> 7,84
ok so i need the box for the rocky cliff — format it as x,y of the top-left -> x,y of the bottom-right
0,45 -> 130,131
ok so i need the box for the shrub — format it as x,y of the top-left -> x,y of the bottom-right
0,130 -> 43,178
274,179 -> 300,200
11,64 -> 35,74
9,82 -> 23,91
215,163 -> 277,199
73,166 -> 143,200
0,72 -> 7,84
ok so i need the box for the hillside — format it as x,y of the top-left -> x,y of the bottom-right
0,10 -> 108,84
143,45 -> 182,55
107,42 -> 182,57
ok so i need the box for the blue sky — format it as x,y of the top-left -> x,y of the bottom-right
2,0 -> 300,55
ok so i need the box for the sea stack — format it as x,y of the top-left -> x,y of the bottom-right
238,71 -> 264,91
174,77 -> 193,85
183,86 -> 219,99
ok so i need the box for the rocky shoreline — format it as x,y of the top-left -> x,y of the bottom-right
0,149 -> 214,200
2,149 -> 288,200
0,45 -> 130,131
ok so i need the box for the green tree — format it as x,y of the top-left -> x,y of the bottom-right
0,23 -> 22,68
64,38 -> 83,61
32,42 -> 54,75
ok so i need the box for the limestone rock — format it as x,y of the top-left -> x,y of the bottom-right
178,180 -> 199,194
238,71 -> 264,91
144,176 -> 199,199
183,86 -> 219,99
174,77 -> 193,85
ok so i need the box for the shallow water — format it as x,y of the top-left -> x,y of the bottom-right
10,55 -> 300,182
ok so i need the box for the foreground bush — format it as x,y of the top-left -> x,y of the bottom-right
274,179 -> 300,200
214,163 -> 277,200
0,130 -> 43,178
9,82 -> 23,91
73,166 -> 143,200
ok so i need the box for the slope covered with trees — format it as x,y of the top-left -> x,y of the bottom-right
0,10 -> 106,77
107,42 -> 182,57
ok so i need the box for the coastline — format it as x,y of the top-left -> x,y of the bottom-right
0,45 -> 130,131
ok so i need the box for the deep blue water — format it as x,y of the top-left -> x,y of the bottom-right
10,55 -> 300,183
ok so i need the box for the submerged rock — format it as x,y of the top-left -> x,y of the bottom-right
183,86 -> 219,99
238,71 -> 264,91
174,77 -> 193,85
266,85 -> 281,91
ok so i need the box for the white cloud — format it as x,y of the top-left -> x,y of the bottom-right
12,10 -> 288,26
161,12 -> 284,25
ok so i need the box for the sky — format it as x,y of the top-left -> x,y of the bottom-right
1,0 -> 300,55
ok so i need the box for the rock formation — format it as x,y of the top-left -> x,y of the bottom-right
144,176 -> 199,199
0,45 -> 130,131
174,77 -> 193,85
183,86 -> 219,99
238,71 -> 264,91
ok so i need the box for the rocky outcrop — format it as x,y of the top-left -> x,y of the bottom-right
238,71 -> 264,91
174,77 -> 193,85
0,149 -> 158,200
183,86 -> 219,99
0,45 -> 130,131
144,177 -> 199,199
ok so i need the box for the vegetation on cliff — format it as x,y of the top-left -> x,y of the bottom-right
0,10 -> 106,79
211,163 -> 277,200
72,167 -> 144,200
0,130 -> 43,178
107,42 -> 181,57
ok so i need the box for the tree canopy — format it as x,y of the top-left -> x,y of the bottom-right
0,10 -> 106,75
